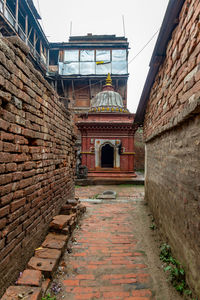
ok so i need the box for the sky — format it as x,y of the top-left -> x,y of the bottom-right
33,0 -> 169,113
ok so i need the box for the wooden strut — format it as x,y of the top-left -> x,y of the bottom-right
89,79 -> 92,99
25,15 -> 28,44
3,0 -> 6,15
27,27 -> 33,41
15,0 -> 19,30
72,80 -> 75,100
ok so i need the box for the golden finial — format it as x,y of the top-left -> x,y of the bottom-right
106,73 -> 112,86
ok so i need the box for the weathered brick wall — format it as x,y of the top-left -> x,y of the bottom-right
134,128 -> 145,171
0,36 -> 75,295
144,0 -> 200,141
145,116 -> 200,295
143,0 -> 200,296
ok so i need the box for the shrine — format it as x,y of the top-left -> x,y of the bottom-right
77,74 -> 137,182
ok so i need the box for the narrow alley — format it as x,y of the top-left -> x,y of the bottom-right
47,185 -> 182,300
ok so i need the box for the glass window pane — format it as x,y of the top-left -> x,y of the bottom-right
80,50 -> 94,61
63,62 -> 79,75
112,49 -> 126,61
112,61 -> 127,74
80,62 -> 95,74
96,63 -> 111,75
64,50 -> 79,62
58,62 -> 64,75
96,50 -> 110,62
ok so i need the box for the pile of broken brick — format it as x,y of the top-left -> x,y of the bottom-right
2,198 -> 86,300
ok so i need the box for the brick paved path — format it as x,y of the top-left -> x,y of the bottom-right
49,185 -> 181,300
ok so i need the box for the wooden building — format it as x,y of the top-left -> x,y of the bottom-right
48,34 -> 129,137
0,0 -> 49,71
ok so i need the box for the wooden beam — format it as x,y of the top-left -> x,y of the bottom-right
15,0 -> 19,30
61,79 -> 65,97
40,40 -> 42,55
27,27 -> 33,41
25,15 -> 28,44
33,29 -> 36,53
72,80 -> 75,100
89,79 -> 92,99
116,79 -> 119,91
3,0 -> 6,15
47,48 -> 49,70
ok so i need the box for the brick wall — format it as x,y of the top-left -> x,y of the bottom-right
144,0 -> 200,141
143,0 -> 200,296
0,36 -> 75,296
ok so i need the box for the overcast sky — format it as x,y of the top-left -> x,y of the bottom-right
33,0 -> 169,112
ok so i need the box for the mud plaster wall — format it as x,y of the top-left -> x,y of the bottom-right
143,0 -> 200,296
0,36 -> 76,296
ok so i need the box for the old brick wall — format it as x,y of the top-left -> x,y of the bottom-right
134,127 -> 145,171
144,0 -> 200,295
143,0 -> 200,296
145,116 -> 200,295
144,0 -> 200,141
0,36 -> 75,296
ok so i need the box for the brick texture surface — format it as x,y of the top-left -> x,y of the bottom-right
48,188 -> 153,299
0,36 -> 75,297
144,0 -> 200,141
143,0 -> 200,296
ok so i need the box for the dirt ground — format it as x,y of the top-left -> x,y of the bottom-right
47,184 -> 183,300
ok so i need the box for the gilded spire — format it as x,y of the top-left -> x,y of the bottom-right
106,73 -> 112,86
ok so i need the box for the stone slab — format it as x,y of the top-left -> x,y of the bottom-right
27,256 -> 57,278
1,286 -> 42,300
35,247 -> 61,260
16,269 -> 42,287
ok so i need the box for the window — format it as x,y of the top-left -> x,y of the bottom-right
80,50 -> 94,61
64,50 -> 79,62
112,49 -> 126,61
59,48 -> 128,75
96,50 -> 110,62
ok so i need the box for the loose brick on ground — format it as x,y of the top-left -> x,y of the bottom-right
16,269 -> 42,287
1,285 -> 42,300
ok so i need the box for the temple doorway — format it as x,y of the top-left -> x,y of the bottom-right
101,144 -> 114,168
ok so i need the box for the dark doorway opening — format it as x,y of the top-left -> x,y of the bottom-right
101,144 -> 114,168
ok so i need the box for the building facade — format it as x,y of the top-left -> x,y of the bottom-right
48,34 -> 129,137
77,74 -> 137,182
